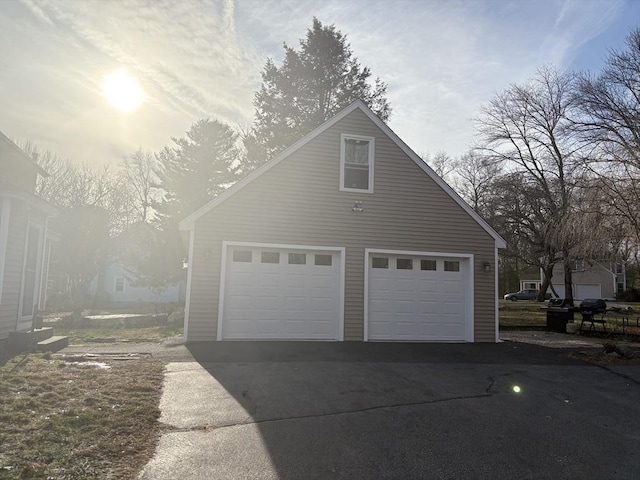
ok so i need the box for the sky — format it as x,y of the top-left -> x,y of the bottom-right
0,0 -> 638,169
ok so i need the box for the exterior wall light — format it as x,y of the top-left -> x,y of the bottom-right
482,261 -> 491,272
352,201 -> 364,212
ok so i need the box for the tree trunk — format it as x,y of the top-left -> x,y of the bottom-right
563,259 -> 574,306
538,264 -> 555,301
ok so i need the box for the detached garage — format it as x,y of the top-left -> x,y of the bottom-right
179,101 -> 506,343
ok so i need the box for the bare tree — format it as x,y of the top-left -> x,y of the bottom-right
22,142 -> 140,312
476,67 -> 585,302
121,148 -> 160,223
453,150 -> 502,217
422,151 -> 458,183
573,28 -> 640,244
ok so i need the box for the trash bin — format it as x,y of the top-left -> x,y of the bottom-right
544,299 -> 575,333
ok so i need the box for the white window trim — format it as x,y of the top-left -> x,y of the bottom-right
114,276 -> 126,293
364,248 -> 474,343
18,219 -> 44,324
339,133 -> 375,193
0,198 -> 12,310
218,241 -> 345,341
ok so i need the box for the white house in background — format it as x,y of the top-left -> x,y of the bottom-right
0,132 -> 58,341
519,273 -> 542,292
546,260 -> 626,300
98,262 -> 182,304
92,223 -> 184,305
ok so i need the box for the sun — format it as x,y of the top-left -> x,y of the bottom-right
103,69 -> 145,113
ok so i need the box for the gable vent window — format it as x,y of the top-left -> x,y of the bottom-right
340,134 -> 374,193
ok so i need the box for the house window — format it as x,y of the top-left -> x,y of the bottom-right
396,258 -> 413,270
340,134 -> 374,192
421,260 -> 437,271
372,257 -> 388,269
233,250 -> 252,262
114,277 -> 125,293
572,260 -> 585,271
444,261 -> 460,272
261,252 -> 280,264
288,253 -> 306,265
314,254 -> 332,266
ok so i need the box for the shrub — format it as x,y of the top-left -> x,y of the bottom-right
616,288 -> 640,302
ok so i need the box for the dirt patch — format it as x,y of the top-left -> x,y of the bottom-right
0,353 -> 166,479
567,347 -> 640,367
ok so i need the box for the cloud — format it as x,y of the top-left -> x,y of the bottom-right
20,0 -> 258,123
1,0 -> 634,166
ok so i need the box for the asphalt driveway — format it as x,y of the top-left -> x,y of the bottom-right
135,341 -> 640,479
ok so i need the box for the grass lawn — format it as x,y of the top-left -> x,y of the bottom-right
0,354 -> 166,479
499,300 -> 640,336
44,312 -> 183,343
54,323 -> 183,343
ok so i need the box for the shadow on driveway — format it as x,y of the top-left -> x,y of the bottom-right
184,340 -> 586,365
139,342 -> 640,479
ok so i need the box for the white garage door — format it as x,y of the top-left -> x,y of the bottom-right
221,245 -> 343,340
575,284 -> 601,300
549,284 -> 601,300
367,252 -> 472,342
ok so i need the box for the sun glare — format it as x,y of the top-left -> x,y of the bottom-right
103,69 -> 145,113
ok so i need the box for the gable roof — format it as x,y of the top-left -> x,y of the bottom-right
0,131 -> 49,177
179,100 -> 506,249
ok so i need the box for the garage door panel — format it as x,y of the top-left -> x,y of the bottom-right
222,246 -> 341,340
368,253 -> 470,342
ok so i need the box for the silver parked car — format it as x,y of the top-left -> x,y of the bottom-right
504,289 -> 541,301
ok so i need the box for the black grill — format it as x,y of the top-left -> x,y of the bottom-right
579,298 -> 607,314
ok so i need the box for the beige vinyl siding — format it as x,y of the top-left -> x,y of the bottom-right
188,109 -> 497,342
0,204 -> 27,339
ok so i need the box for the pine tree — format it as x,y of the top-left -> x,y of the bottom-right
248,18 -> 391,165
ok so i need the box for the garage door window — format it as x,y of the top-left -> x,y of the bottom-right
261,252 -> 280,264
444,261 -> 460,272
233,250 -> 252,262
288,253 -> 306,265
315,254 -> 332,266
372,257 -> 388,269
396,258 -> 413,270
421,260 -> 437,271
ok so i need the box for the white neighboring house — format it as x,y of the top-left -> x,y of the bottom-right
99,262 -> 182,304
519,273 -> 542,292
0,132 -> 58,340
545,260 -> 626,300
91,222 -> 185,306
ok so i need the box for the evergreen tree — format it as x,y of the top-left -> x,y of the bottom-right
138,118 -> 243,287
248,18 -> 391,165
157,118 -> 242,221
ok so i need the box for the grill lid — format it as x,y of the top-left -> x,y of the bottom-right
579,298 -> 607,311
